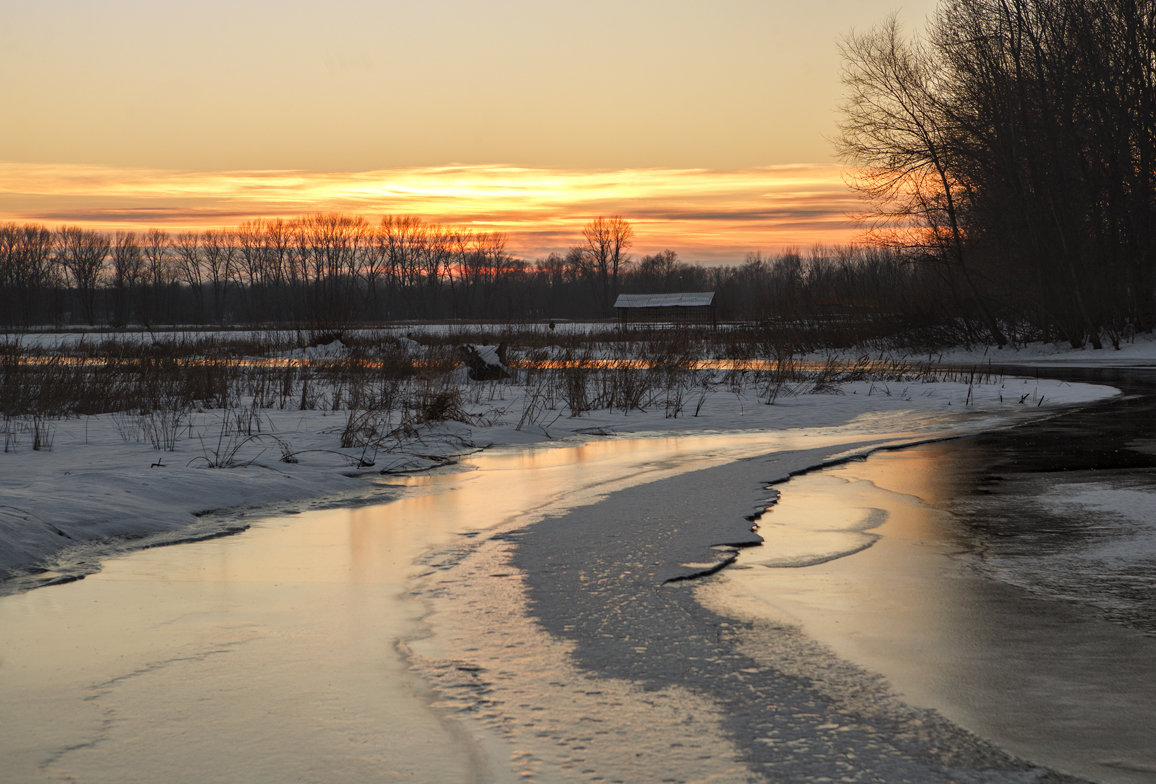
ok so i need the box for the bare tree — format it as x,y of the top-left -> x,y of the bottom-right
842,0 -> 1156,345
937,0 -> 1156,343
0,223 -> 54,326
235,220 -> 266,289
561,246 -> 588,285
202,229 -> 237,324
380,214 -> 427,290
417,224 -> 453,317
56,226 -> 110,324
582,216 -> 634,308
261,218 -> 292,287
293,214 -> 368,327
139,229 -> 173,328
838,15 -> 1006,344
111,231 -> 144,326
637,249 -> 679,290
235,219 -> 278,323
172,232 -> 204,322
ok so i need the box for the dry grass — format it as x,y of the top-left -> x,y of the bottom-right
1,327 -> 1004,460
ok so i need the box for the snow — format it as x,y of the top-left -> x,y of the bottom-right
470,344 -> 502,368
905,332 -> 1156,367
10,326 -> 1156,365
275,338 -> 348,360
3,330 -> 1148,588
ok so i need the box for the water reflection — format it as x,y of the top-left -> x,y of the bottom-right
720,443 -> 1156,784
12,353 -> 940,374
4,406 -> 1133,783
0,429 -> 828,784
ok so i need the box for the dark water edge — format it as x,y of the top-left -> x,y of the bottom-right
956,365 -> 1156,635
512,365 -> 1156,783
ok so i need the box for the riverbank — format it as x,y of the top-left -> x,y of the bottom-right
5,423 -> 1050,784
0,364 -> 1115,591
0,356 -> 1118,593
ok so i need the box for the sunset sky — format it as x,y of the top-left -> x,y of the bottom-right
1,0 -> 938,263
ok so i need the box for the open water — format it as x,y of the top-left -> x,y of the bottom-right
2,368 -> 1153,782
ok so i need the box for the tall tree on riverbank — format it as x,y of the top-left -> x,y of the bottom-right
837,17 -> 1007,346
839,0 -> 1156,346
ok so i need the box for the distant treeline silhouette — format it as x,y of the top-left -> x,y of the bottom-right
2,214 -> 987,345
840,0 -> 1156,348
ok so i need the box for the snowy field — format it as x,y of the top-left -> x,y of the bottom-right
9,321 -> 1156,358
0,328 -> 1141,590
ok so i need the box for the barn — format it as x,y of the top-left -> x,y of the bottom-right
613,292 -> 717,328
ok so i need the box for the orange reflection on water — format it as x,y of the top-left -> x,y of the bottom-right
12,352 -> 937,378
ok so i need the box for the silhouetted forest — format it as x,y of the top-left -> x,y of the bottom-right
1,216 -> 977,345
840,0 -> 1156,348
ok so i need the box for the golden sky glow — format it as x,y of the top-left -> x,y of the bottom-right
0,0 -> 939,262
0,162 -> 862,262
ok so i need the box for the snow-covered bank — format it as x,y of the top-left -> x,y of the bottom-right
902,331 -> 1156,367
0,367 -> 1116,590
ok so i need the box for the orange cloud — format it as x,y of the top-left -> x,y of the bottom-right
0,162 -> 865,263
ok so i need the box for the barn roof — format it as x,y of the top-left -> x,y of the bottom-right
613,292 -> 715,308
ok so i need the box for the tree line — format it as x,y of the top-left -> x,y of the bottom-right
839,0 -> 1156,347
0,215 -> 629,328
2,213 -> 975,343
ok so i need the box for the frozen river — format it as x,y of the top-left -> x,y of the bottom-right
1,427 -> 901,783
719,443 -> 1156,783
709,366 -> 1156,783
2,379 -> 1154,782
